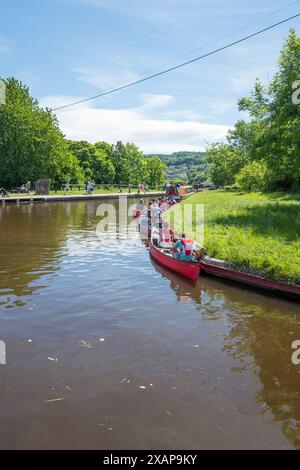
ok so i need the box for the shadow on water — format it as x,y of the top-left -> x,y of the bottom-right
150,259 -> 300,448
150,257 -> 202,305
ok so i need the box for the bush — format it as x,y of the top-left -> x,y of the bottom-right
223,184 -> 241,191
235,161 -> 268,192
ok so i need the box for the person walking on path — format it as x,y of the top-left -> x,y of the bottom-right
64,181 -> 70,195
86,180 -> 94,195
25,181 -> 31,195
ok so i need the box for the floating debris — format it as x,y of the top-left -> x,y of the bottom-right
65,385 -> 73,392
139,386 -> 147,390
99,338 -> 105,343
165,410 -> 172,416
48,356 -> 58,362
80,340 -> 92,349
27,339 -> 32,343
44,398 -> 65,403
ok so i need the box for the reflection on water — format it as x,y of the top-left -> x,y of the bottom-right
0,199 -> 300,449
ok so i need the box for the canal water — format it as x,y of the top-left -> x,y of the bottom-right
0,198 -> 299,450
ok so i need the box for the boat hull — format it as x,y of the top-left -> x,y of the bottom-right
149,241 -> 201,281
200,258 -> 300,299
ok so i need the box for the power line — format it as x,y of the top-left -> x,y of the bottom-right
125,0 -> 300,82
53,12 -> 300,111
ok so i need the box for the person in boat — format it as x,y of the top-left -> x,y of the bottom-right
150,203 -> 162,228
161,199 -> 169,211
159,221 -> 174,249
156,206 -> 163,229
135,198 -> 145,213
146,203 -> 152,229
172,233 -> 197,262
151,226 -> 160,246
136,199 -> 145,210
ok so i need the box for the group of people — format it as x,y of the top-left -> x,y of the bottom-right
0,181 -> 31,197
138,197 -> 202,262
137,197 -> 177,226
165,182 -> 180,198
19,181 -> 31,194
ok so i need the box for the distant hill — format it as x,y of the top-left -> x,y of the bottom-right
147,151 -> 207,184
147,151 -> 205,167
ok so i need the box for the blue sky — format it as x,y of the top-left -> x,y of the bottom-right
1,0 -> 300,152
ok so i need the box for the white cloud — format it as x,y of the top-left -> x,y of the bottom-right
208,97 -> 236,114
140,93 -> 175,109
74,65 -> 137,91
0,37 -> 14,56
40,93 -> 231,153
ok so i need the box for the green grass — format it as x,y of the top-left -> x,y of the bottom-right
171,190 -> 300,285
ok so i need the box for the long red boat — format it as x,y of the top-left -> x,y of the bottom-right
149,240 -> 202,281
200,256 -> 300,300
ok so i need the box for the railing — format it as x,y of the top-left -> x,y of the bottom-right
57,184 -> 163,193
1,184 -> 165,198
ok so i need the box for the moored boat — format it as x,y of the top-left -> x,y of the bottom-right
200,256 -> 300,300
149,239 -> 202,281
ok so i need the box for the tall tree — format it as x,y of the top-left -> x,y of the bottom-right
206,29 -> 300,191
0,78 -> 83,188
146,156 -> 166,187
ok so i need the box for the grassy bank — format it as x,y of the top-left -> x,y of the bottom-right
171,190 -> 300,285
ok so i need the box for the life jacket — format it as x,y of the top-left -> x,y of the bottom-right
181,239 -> 195,256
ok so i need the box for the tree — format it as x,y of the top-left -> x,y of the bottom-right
92,149 -> 115,183
68,140 -> 115,183
111,141 -> 149,185
206,29 -> 300,192
205,142 -> 245,187
235,161 -> 268,192
146,156 -> 166,187
0,78 -> 83,188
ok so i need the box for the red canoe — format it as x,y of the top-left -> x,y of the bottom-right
149,240 -> 202,281
200,257 -> 300,300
